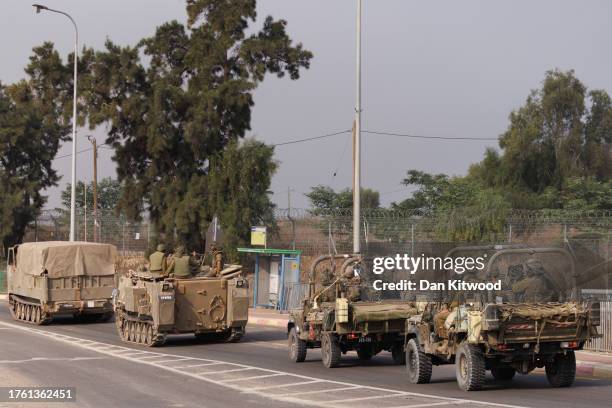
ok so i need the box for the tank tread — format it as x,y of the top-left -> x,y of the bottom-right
8,295 -> 52,325
115,310 -> 166,347
226,327 -> 245,343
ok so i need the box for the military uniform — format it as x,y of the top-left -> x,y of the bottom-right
511,260 -> 553,302
149,244 -> 168,274
167,246 -> 195,278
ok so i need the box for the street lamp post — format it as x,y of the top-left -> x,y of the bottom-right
33,4 -> 79,242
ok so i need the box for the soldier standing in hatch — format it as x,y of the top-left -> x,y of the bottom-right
149,244 -> 168,275
167,245 -> 195,278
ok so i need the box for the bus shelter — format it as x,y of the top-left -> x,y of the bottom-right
237,248 -> 301,310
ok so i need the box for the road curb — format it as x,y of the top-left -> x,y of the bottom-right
248,315 -> 288,329
576,361 -> 612,380
0,294 -> 6,300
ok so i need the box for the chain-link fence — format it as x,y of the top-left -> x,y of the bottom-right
23,209 -> 152,255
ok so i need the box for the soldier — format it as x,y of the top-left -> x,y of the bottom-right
318,268 -> 337,303
149,244 -> 168,274
167,245 -> 195,278
511,259 -> 554,302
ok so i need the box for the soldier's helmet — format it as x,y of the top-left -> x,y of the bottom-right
156,243 -> 166,252
175,245 -> 185,256
525,259 -> 544,275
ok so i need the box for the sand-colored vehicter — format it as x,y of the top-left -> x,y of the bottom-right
288,254 -> 418,368
7,241 -> 116,325
404,247 -> 600,391
113,264 -> 249,347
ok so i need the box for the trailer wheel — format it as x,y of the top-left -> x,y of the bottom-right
456,343 -> 485,391
392,343 -> 406,365
289,327 -> 307,362
321,333 -> 341,368
546,351 -> 576,388
491,364 -> 516,381
406,338 -> 432,384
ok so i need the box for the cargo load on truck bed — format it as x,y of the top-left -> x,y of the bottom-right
7,241 -> 117,325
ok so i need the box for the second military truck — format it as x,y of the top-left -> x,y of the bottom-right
7,241 -> 116,324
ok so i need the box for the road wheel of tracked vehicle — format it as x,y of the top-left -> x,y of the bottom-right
491,364 -> 516,381
321,333 -> 341,368
456,343 -> 485,391
144,325 -> 153,346
27,305 -> 33,322
129,322 -> 137,342
357,346 -> 373,361
406,338 -> 432,384
392,343 -> 406,365
225,327 -> 245,343
96,312 -> 113,323
17,303 -> 24,320
136,323 -> 143,343
289,327 -> 307,363
545,351 -> 576,388
33,307 -> 41,324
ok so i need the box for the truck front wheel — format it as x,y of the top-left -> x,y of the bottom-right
405,338 -> 432,384
321,333 -> 341,368
545,351 -> 576,388
456,343 -> 485,391
289,327 -> 307,362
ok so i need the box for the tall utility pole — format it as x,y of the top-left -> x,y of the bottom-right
353,0 -> 362,254
88,136 -> 98,242
33,4 -> 79,241
287,187 -> 296,250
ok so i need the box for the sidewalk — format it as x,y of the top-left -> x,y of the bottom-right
248,308 -> 612,380
0,294 -> 6,300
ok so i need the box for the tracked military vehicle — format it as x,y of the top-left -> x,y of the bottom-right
114,263 -> 249,346
7,242 -> 116,325
404,247 -> 600,391
288,254 -> 418,367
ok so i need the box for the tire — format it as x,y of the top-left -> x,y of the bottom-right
491,364 -> 516,381
456,343 -> 485,391
406,338 -> 432,384
289,327 -> 307,363
545,351 -> 576,388
392,343 -> 406,365
321,333 -> 341,368
357,347 -> 373,361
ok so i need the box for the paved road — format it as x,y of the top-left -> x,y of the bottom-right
0,304 -> 611,408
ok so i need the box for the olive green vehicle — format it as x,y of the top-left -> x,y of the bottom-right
7,242 -> 116,325
288,254 -> 418,368
403,247 -> 601,391
113,264 -> 249,346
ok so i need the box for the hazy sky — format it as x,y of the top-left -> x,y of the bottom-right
2,0 -> 611,210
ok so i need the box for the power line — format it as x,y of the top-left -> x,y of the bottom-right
54,143 -> 109,160
363,130 -> 497,141
272,129 -> 351,146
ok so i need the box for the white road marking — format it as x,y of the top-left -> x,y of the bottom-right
274,386 -> 358,397
199,367 -> 253,375
174,362 -> 223,369
328,393 -> 410,403
250,380 -> 323,391
0,357 -> 105,364
0,320 -> 530,408
221,373 -> 286,383
388,402 -> 467,408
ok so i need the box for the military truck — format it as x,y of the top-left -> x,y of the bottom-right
403,247 -> 600,391
113,263 -> 249,346
288,254 -> 418,368
7,241 -> 116,325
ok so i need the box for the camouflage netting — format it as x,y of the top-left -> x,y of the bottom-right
497,302 -> 587,321
352,301 -> 417,323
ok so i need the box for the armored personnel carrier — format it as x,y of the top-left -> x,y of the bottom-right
7,242 -> 116,325
113,264 -> 249,346
403,247 -> 600,391
288,254 -> 418,368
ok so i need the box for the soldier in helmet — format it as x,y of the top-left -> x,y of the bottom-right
167,245 -> 195,278
511,259 -> 553,302
149,243 -> 168,275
